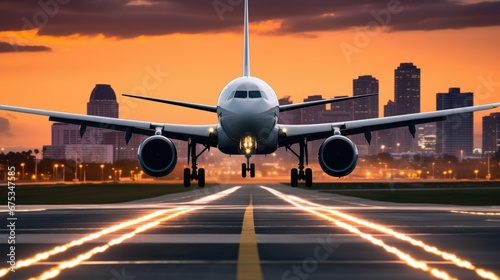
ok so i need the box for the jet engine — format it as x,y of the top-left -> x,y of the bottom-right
137,135 -> 177,177
318,135 -> 358,177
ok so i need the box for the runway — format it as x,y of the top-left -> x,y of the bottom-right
1,184 -> 499,280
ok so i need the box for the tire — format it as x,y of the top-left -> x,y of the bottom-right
183,168 -> 191,187
291,168 -> 298,187
198,168 -> 205,188
242,163 -> 247,178
305,168 -> 313,188
250,163 -> 255,178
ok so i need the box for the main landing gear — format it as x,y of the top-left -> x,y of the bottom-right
184,139 -> 209,188
241,155 -> 256,178
286,139 -> 313,188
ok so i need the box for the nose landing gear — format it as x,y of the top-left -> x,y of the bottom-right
242,155 -> 256,178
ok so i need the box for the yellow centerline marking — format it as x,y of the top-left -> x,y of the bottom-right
237,193 -> 263,280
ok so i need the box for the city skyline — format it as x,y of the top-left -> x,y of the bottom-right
1,1 -> 500,151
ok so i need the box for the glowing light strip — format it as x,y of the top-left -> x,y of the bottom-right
0,209 -> 174,277
28,208 -> 196,280
0,186 -> 241,278
451,210 -> 500,216
261,186 -> 456,280
27,186 -> 241,280
286,196 -> 500,280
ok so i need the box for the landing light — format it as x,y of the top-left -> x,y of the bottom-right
240,135 -> 257,154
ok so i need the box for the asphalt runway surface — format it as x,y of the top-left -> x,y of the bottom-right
1,184 -> 499,280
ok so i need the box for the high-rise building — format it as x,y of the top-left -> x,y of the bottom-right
301,95 -> 324,124
482,112 -> 500,154
436,88 -> 473,157
378,100 -> 397,153
353,75 -> 379,120
278,96 -> 300,124
394,62 -> 421,153
352,75 -> 379,155
44,84 -> 146,163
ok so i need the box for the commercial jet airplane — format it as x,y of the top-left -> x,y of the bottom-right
1,0 -> 500,188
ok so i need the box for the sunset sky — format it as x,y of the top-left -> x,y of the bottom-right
1,0 -> 500,151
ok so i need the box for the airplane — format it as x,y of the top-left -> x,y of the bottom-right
1,0 -> 500,188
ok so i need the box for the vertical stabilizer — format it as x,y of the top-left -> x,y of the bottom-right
243,0 -> 250,77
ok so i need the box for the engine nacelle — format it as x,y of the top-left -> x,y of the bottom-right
318,135 -> 358,177
137,135 -> 177,177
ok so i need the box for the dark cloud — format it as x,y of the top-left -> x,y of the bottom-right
0,42 -> 52,53
0,117 -> 12,136
0,0 -> 498,39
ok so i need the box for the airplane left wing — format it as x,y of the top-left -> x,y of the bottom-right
278,102 -> 500,146
0,105 -> 218,146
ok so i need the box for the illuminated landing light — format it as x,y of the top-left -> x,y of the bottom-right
28,208 -> 197,280
451,210 -> 500,216
240,136 -> 256,154
260,186 -> 457,280
285,195 -> 500,280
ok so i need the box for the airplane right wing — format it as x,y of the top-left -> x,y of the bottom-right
278,102 -> 500,146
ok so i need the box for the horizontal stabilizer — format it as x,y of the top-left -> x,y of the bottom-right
279,94 -> 377,112
123,94 -> 217,113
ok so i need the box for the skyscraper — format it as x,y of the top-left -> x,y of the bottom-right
44,84 -> 146,163
352,75 -> 379,155
394,62 -> 421,153
436,88 -> 473,157
482,112 -> 500,154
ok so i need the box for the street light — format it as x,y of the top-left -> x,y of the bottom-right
61,164 -> 65,182
474,169 -> 479,179
432,162 -> 435,179
100,164 -> 105,181
54,164 -> 59,181
448,170 -> 453,179
20,163 -> 25,180
443,171 -> 447,179
79,164 -> 83,181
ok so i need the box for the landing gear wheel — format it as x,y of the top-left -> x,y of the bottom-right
183,168 -> 191,187
198,168 -> 205,188
242,163 -> 247,178
291,168 -> 298,187
305,168 -> 313,188
250,163 -> 255,178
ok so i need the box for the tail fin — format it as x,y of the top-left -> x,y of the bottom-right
242,0 -> 250,77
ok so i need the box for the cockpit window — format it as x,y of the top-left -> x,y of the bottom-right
234,90 -> 247,98
249,90 -> 262,98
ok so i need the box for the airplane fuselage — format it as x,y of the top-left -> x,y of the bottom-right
216,76 -> 280,155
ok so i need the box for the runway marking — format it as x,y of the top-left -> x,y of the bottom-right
1,186 -> 241,279
237,193 -> 263,280
262,186 -> 461,280
451,210 -> 500,216
285,196 -> 500,280
29,207 -> 197,280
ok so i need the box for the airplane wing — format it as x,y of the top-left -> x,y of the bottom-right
122,94 -> 217,113
278,102 -> 500,146
0,105 -> 218,147
279,94 -> 377,112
